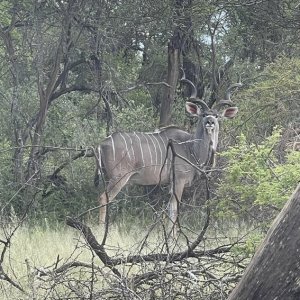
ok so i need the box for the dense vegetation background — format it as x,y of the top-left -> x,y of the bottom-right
0,0 -> 299,225
0,1 -> 300,298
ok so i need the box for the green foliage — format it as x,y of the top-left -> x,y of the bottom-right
112,96 -> 157,132
232,231 -> 264,258
217,127 -> 300,217
233,57 -> 300,141
0,139 -> 14,200
0,1 -> 14,27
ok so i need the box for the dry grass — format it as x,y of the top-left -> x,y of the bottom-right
0,222 -> 141,299
0,219 -> 255,299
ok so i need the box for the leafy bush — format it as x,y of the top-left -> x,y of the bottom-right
232,57 -> 300,142
112,98 -> 156,132
217,127 -> 300,218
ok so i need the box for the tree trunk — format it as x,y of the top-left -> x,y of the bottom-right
0,26 -> 25,184
159,41 -> 180,127
228,184 -> 300,300
159,0 -> 193,127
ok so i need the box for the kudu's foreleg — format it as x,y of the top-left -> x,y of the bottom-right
98,173 -> 133,224
169,180 -> 185,236
99,192 -> 109,225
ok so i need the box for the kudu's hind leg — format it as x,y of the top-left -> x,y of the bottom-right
98,173 -> 133,224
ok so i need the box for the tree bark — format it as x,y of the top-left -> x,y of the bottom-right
159,0 -> 193,127
0,21 -> 24,184
228,183 -> 300,300
159,42 -> 180,127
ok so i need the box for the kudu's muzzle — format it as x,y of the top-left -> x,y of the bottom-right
204,116 -> 218,135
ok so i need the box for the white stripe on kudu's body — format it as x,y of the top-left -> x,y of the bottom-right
135,132 -> 145,167
96,89 -> 240,235
119,132 -> 131,160
151,133 -> 163,166
147,133 -> 158,172
125,132 -> 135,162
142,133 -> 153,166
109,135 -> 116,161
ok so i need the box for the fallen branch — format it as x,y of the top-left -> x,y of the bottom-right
65,217 -> 121,278
66,217 -> 237,267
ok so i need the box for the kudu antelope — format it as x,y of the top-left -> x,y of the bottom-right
95,76 -> 241,231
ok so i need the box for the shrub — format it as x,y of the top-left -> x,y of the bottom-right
217,127 -> 300,218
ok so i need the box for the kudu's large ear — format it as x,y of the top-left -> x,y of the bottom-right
186,102 -> 201,117
221,106 -> 238,119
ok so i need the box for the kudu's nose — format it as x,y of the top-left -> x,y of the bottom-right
205,118 -> 215,128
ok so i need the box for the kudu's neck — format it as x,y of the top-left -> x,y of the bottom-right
191,118 -> 219,165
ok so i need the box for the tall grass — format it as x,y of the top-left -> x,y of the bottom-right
0,221 -> 144,299
0,217 -> 258,299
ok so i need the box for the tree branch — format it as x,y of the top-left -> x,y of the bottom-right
66,217 -> 236,267
65,217 -> 121,278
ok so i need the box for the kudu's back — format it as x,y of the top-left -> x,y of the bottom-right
97,126 -> 197,187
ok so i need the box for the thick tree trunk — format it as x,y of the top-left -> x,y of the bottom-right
159,0 -> 193,127
159,43 -> 180,127
228,184 -> 300,300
